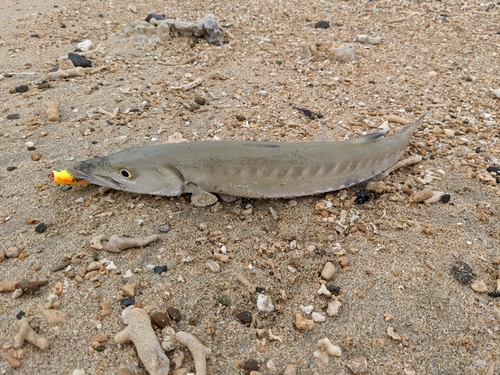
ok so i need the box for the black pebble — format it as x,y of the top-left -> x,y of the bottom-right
30,34 -> 39,38
131,108 -> 141,113
440,194 -> 451,203
236,311 -> 252,323
327,284 -> 341,296
487,166 -> 500,175
167,307 -> 182,322
15,85 -> 29,93
243,359 -> 259,373
35,222 -> 47,233
7,166 -> 17,171
28,146 -> 36,151
120,298 -> 135,308
158,225 -> 170,233
145,13 -> 166,22
7,113 -> 20,120
488,290 -> 500,298
356,190 -> 372,204
68,52 -> 92,68
153,265 -> 168,274
16,311 -> 25,320
452,260 -> 473,283
98,13 -> 104,18
218,295 -> 231,307
314,21 -> 330,29
255,286 -> 265,292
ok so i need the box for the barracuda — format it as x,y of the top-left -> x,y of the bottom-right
66,113 -> 426,199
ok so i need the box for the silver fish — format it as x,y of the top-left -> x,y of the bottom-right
68,113 -> 426,198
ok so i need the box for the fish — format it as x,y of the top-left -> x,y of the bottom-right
65,113 -> 426,199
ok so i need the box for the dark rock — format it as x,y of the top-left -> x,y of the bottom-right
51,260 -> 71,272
120,298 -> 135,308
150,312 -> 170,328
243,359 -> 259,373
68,52 -> 92,68
440,194 -> 451,203
16,311 -> 25,320
452,261 -> 473,283
6,166 -> 17,171
236,311 -> 252,323
218,295 -> 231,307
167,307 -> 182,322
20,281 -> 47,294
356,190 -> 372,204
255,287 -> 265,292
327,284 -> 341,296
15,85 -> 29,93
488,290 -> 500,297
27,146 -> 36,151
6,113 -> 20,120
30,34 -> 39,38
98,13 -> 104,18
195,96 -> 206,105
153,265 -> 168,274
314,21 -> 330,29
146,13 -> 166,22
35,223 -> 47,233
487,166 -> 500,175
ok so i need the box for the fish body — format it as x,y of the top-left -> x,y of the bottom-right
68,114 -> 425,198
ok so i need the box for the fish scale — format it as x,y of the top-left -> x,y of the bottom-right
67,113 -> 427,199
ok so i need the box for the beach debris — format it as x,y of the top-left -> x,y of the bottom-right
77,39 -> 94,51
175,331 -> 212,375
119,16 -> 223,46
114,306 -> 170,375
294,313 -> 315,330
321,262 -> 336,281
489,88 -> 500,99
105,234 -> 159,253
237,273 -> 256,294
300,41 -> 355,62
0,281 -> 19,292
67,52 -> 92,68
14,318 -> 52,350
257,294 -> 274,313
314,21 -> 330,29
44,101 -> 60,122
355,35 -> 382,45
452,261 -> 473,284
408,188 -> 433,204
47,57 -> 101,81
38,305 -> 67,324
314,337 -> 342,364
346,357 -> 368,374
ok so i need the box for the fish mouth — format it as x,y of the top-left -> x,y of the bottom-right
68,162 -> 126,190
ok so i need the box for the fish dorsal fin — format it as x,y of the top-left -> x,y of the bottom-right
352,129 -> 389,144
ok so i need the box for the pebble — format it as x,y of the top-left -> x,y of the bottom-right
284,364 -> 297,375
120,298 -> 135,308
243,359 -> 259,372
452,261 -> 473,284
236,311 -> 252,324
488,290 -> 500,298
327,300 -> 342,317
158,225 -> 170,233
355,190 -> 372,204
77,39 -> 94,51
294,313 -> 315,330
338,256 -> 349,267
194,96 -> 206,105
355,35 -> 382,45
346,357 -> 368,374
321,262 -> 336,280
26,141 -> 34,147
6,113 -> 20,120
314,21 -> 330,29
145,13 -> 166,22
30,151 -> 42,161
317,284 -> 332,297
300,305 -> 314,315
409,188 -> 434,203
121,284 -> 136,297
153,265 -> 168,274
35,223 -> 47,233
6,166 -> 17,171
167,307 -> 181,322
440,194 -> 451,203
327,284 -> 341,296
150,312 -> 170,328
87,261 -> 101,272
14,85 -> 29,93
5,247 -> 20,258
471,281 -> 488,293
312,312 -> 326,322
257,294 -> 274,312
218,295 -> 231,307
68,52 -> 92,68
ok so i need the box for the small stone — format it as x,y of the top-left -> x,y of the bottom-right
257,294 -> 274,312
87,261 -> 101,272
67,52 -> 92,68
121,284 -> 136,297
338,256 -> 349,267
327,283 -> 341,296
317,284 -> 332,297
35,223 -> 47,233
158,225 -> 170,233
355,190 -> 372,204
346,357 -> 368,374
218,295 -> 231,307
488,290 -> 500,298
452,260 -> 473,284
295,312 -> 315,330
243,359 -> 259,372
6,114 -> 20,120
409,188 -> 433,203
235,114 -> 246,121
321,262 -> 336,280
284,364 -> 297,375
145,13 -> 166,22
7,166 -> 17,171
440,194 -> 451,203
5,247 -> 20,258
30,152 -> 42,161
120,298 -> 135,308
14,85 -> 29,93
299,305 -> 314,315
236,311 -> 252,323
194,96 -> 206,105
167,307 -> 181,322
26,141 -> 34,147
311,312 -> 326,322
153,265 -> 168,274
20,281 -> 46,294
150,312 -> 170,329
16,311 -> 25,320
487,166 -> 500,175
314,21 -> 330,29
471,281 -> 488,293
327,300 -> 342,317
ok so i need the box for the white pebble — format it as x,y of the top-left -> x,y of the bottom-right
471,281 -> 488,293
47,293 -> 58,303
318,337 -> 342,357
444,129 -> 454,137
72,370 -> 85,375
26,141 -> 34,147
257,89 -> 268,96
313,350 -> 329,365
300,305 -> 314,315
257,294 -> 274,313
105,261 -> 117,270
327,300 -> 342,317
312,312 -> 326,322
123,269 -> 134,278
317,284 -> 332,297
75,197 -> 84,203
321,262 -> 336,281
77,39 -> 94,51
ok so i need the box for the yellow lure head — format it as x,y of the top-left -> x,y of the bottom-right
49,170 -> 90,185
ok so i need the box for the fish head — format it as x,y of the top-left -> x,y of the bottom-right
68,151 -> 185,196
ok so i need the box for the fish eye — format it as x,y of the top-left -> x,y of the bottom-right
120,169 -> 132,179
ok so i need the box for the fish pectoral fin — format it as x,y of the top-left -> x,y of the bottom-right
352,129 -> 389,143
185,182 -> 218,207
